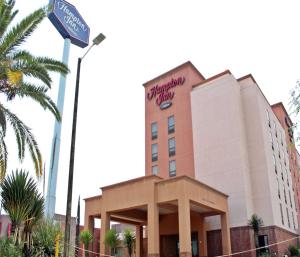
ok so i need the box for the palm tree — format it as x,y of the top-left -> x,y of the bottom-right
80,230 -> 93,257
0,0 -> 69,179
0,169 -> 44,245
123,229 -> 135,257
22,192 -> 44,247
248,214 -> 264,257
104,229 -> 119,256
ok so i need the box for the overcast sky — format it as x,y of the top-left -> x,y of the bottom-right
6,0 -> 300,223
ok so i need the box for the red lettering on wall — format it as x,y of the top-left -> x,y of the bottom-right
147,76 -> 185,106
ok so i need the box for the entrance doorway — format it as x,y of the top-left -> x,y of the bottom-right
160,232 -> 199,257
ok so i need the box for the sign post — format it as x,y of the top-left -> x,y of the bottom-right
47,1 -> 91,256
46,0 -> 90,223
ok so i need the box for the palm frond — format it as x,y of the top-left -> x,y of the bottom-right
0,134 -> 7,181
12,60 -> 52,87
0,103 -> 43,178
27,134 -> 43,178
35,57 -> 69,75
10,82 -> 61,121
0,7 -> 45,59
0,105 -> 6,135
0,0 -> 18,38
11,49 -> 34,61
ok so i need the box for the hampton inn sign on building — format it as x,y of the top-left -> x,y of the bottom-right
85,61 -> 300,257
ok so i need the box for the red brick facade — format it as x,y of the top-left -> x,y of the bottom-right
207,226 -> 298,257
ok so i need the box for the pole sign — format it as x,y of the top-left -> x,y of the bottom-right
48,0 -> 90,48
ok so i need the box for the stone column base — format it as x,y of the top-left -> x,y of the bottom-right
180,252 -> 192,257
148,254 -> 159,257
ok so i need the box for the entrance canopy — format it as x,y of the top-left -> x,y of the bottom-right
84,175 -> 231,257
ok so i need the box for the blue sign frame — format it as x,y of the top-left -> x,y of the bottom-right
48,0 -> 90,48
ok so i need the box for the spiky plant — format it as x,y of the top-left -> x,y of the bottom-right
248,214 -> 264,257
0,0 -> 69,179
0,169 -> 43,245
80,230 -> 93,257
104,229 -> 119,256
123,229 -> 135,257
22,191 -> 44,247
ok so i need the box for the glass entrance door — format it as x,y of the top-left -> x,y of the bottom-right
175,232 -> 199,257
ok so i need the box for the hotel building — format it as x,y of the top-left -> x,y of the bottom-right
85,61 -> 300,257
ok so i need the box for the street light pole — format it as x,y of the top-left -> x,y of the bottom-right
63,33 -> 105,257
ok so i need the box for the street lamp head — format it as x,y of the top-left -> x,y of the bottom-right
93,33 -> 105,45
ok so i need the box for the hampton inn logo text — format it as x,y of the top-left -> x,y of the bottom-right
147,76 -> 185,108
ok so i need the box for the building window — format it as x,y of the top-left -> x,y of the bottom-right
292,211 -> 296,229
284,186 -> 287,204
266,110 -> 270,127
280,204 -> 284,225
277,178 -> 281,199
168,115 -> 175,134
152,165 -> 158,175
151,122 -> 158,140
169,160 -> 176,177
151,144 -> 158,162
273,155 -> 277,174
168,137 -> 176,156
286,208 -> 290,228
289,190 -> 292,208
258,235 -> 269,254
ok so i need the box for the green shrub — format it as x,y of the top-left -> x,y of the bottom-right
104,229 -> 119,256
288,245 -> 300,257
32,219 -> 63,256
123,229 -> 135,257
80,230 -> 93,257
0,237 -> 22,257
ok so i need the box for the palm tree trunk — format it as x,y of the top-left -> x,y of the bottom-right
84,245 -> 89,257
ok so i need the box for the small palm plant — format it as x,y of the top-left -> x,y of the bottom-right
104,229 -> 119,256
248,214 -> 263,257
123,229 -> 135,257
0,169 -> 44,245
80,230 -> 93,257
22,192 -> 44,246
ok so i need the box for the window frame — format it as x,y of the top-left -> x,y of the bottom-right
168,115 -> 175,134
151,122 -> 158,140
151,143 -> 158,162
152,165 -> 158,175
169,160 -> 176,177
168,137 -> 176,157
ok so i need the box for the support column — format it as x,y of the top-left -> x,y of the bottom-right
198,215 -> 207,257
84,215 -> 94,231
136,225 -> 142,257
100,212 -> 110,256
147,202 -> 159,257
221,213 -> 231,255
83,216 -> 94,257
178,198 -> 191,257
